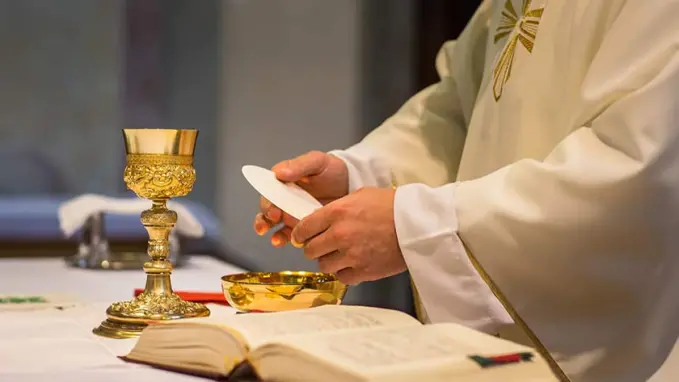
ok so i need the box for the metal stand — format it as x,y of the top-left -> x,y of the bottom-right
65,212 -> 183,270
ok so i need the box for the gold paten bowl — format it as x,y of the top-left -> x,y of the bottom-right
221,271 -> 347,312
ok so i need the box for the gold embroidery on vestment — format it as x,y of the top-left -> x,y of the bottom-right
492,0 -> 545,101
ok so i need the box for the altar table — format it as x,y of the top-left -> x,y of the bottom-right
0,255 -> 245,381
4,255 -> 679,381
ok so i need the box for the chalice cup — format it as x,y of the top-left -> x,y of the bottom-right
93,129 -> 210,339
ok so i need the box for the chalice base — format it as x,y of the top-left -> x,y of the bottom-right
93,273 -> 210,339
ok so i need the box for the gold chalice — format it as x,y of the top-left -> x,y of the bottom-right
93,129 -> 210,339
221,271 -> 347,312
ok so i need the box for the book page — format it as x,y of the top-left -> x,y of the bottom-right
264,323 -> 539,376
213,305 -> 420,347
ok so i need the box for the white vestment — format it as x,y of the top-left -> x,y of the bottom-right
330,0 -> 679,381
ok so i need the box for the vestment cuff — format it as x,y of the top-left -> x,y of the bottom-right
393,182 -> 513,332
328,144 -> 393,192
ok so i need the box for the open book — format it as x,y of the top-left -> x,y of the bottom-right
123,305 -> 558,382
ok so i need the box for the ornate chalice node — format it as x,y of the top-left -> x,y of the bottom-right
93,129 -> 210,339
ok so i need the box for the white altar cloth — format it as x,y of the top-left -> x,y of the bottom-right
0,255 -> 245,381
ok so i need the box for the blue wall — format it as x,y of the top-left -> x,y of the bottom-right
0,0 -> 124,195
0,0 -> 220,212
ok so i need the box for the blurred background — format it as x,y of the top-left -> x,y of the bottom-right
0,0 -> 480,312
4,3 -> 679,381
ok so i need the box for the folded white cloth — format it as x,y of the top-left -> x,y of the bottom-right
58,194 -> 205,238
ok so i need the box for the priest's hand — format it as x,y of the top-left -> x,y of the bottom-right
253,151 -> 349,247
291,187 -> 406,285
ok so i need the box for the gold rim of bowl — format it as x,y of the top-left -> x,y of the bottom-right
221,271 -> 340,285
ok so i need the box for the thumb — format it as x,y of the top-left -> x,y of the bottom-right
272,151 -> 328,182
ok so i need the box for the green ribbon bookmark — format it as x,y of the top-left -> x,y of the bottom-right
0,296 -> 48,304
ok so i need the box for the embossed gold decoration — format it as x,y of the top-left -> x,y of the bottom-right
221,271 -> 347,312
492,0 -> 544,101
123,154 -> 195,200
93,129 -> 210,339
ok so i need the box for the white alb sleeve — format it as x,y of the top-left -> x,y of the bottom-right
330,146 -> 512,332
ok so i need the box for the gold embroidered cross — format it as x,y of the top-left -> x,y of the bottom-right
492,0 -> 545,101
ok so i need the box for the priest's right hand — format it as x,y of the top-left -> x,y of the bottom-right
253,151 -> 349,248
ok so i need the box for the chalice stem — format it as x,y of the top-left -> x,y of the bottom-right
141,200 -> 176,274
143,273 -> 174,296
140,200 -> 176,296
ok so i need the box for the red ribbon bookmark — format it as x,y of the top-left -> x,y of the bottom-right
469,352 -> 534,368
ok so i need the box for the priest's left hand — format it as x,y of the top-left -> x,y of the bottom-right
291,187 -> 407,285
